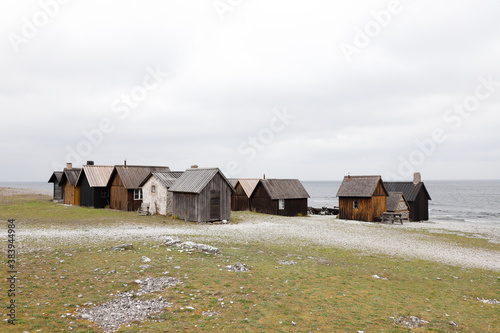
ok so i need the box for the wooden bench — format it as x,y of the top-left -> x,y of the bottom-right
382,212 -> 404,224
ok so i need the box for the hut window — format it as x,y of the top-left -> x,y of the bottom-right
134,189 -> 143,200
151,185 -> 156,193
353,200 -> 358,209
278,199 -> 285,210
101,190 -> 109,199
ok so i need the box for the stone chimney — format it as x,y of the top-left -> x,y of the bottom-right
413,172 -> 421,185
190,165 -> 198,169
66,163 -> 72,170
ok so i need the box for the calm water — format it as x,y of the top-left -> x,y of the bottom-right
1,180 -> 499,224
302,180 -> 500,224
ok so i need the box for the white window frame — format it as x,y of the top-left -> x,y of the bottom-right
353,200 -> 358,209
278,199 -> 285,210
134,189 -> 143,200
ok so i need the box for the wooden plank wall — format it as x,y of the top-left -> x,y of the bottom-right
172,173 -> 232,222
250,182 -> 276,215
110,173 -> 128,210
231,183 -> 250,211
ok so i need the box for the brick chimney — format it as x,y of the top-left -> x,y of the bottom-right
66,163 -> 72,170
191,165 -> 198,169
413,172 -> 421,185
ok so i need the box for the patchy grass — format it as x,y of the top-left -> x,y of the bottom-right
2,195 -> 500,332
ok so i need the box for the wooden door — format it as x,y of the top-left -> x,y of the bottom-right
210,190 -> 221,220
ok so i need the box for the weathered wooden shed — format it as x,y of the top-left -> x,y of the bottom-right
337,175 -> 388,222
108,165 -> 171,211
59,164 -> 82,206
77,165 -> 114,208
386,192 -> 410,220
140,171 -> 184,216
250,179 -> 310,216
384,173 -> 431,221
169,168 -> 235,222
48,171 -> 63,202
231,178 -> 260,211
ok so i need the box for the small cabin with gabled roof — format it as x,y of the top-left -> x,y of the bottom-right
337,175 -> 389,222
59,163 -> 82,206
108,164 -> 171,211
231,178 -> 260,211
48,171 -> 64,202
250,179 -> 310,216
140,171 -> 184,216
169,167 -> 235,222
386,192 -> 410,220
384,173 -> 431,221
77,163 -> 114,208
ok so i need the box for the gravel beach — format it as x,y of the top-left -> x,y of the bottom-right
4,187 -> 500,272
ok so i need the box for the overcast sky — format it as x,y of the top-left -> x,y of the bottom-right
1,0 -> 499,181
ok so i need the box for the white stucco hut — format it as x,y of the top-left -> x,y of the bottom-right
140,171 -> 183,216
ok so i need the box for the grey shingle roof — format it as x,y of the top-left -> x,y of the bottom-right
384,182 -> 431,201
336,175 -> 387,197
387,192 -> 408,212
60,168 -> 82,186
148,171 -> 184,188
48,171 -> 63,184
169,168 -> 234,194
259,179 -> 310,200
114,165 -> 171,189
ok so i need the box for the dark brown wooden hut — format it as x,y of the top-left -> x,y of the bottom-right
77,165 -> 114,208
48,171 -> 64,202
250,179 -> 310,216
384,173 -> 431,221
169,168 -> 235,222
59,163 -> 81,206
336,175 -> 388,222
231,178 -> 260,211
108,165 -> 170,211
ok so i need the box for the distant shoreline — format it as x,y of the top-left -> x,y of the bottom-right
0,186 -> 52,196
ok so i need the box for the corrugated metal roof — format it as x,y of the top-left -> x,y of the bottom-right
236,178 -> 260,198
169,168 -> 234,194
336,175 -> 387,197
48,171 -> 63,184
387,192 -> 407,212
259,179 -> 310,200
115,165 -> 171,189
80,165 -> 114,187
60,168 -> 82,186
150,171 -> 184,188
384,182 -> 431,201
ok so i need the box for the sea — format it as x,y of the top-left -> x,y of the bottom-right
1,180 -> 499,224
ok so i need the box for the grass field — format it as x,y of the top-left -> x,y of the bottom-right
1,194 -> 499,332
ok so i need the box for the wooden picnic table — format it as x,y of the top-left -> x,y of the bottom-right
382,212 -> 404,224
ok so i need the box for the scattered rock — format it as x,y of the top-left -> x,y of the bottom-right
478,298 -> 500,304
226,263 -> 249,272
180,241 -> 219,254
163,236 -> 181,247
202,310 -> 220,317
449,321 -> 458,326
278,260 -> 297,265
111,243 -> 134,251
77,297 -> 172,332
141,256 -> 151,263
393,316 -> 428,328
